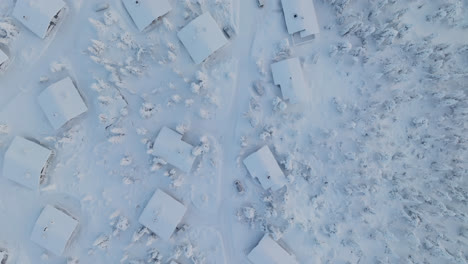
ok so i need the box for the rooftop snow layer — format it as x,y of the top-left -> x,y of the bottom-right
3,137 -> 52,190
12,0 -> 65,39
248,235 -> 298,264
281,0 -> 320,37
0,49 -> 8,65
138,189 -> 187,240
30,205 -> 78,256
38,77 -> 88,130
271,57 -> 307,104
177,13 -> 228,64
153,127 -> 195,173
122,0 -> 172,31
243,146 -> 286,191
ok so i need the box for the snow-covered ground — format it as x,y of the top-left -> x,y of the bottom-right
0,0 -> 467,263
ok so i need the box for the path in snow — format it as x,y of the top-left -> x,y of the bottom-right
217,0 -> 260,262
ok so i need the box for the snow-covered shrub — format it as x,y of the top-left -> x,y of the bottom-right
140,102 -> 156,119
272,97 -> 287,112
426,2 -> 464,27
0,19 -> 19,45
324,0 -> 351,14
108,127 -> 126,143
274,39 -> 292,61
147,248 -> 163,264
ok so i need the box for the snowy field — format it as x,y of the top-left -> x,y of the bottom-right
0,0 -> 467,263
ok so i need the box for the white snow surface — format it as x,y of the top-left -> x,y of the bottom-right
3,136 -> 51,190
138,189 -> 186,240
122,0 -> 171,31
177,12 -> 229,64
38,77 -> 88,130
247,234 -> 297,264
0,0 -> 467,263
30,205 -> 78,256
12,0 -> 65,39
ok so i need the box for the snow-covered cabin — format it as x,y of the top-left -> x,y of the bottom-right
138,189 -> 187,240
248,235 -> 298,264
243,146 -> 286,192
153,127 -> 195,173
271,57 -> 307,104
3,137 -> 52,190
12,0 -> 66,39
281,0 -> 320,38
177,13 -> 228,64
30,205 -> 78,256
122,0 -> 172,31
0,49 -> 8,67
38,77 -> 88,130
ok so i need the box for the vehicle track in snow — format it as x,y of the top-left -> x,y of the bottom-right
216,0 -> 260,263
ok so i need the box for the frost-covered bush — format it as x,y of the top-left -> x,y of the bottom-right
192,137 -> 210,156
426,2 -> 464,27
113,216 -> 129,232
272,97 -> 287,112
140,102 -> 156,119
380,57 -> 412,82
67,257 -> 79,264
132,227 -> 150,243
0,123 -> 9,135
108,127 -> 126,143
147,248 -> 163,264
373,26 -> 398,47
273,39 -> 292,61
151,157 -> 167,171
329,41 -> 352,57
337,13 -> 375,39
324,0 -> 351,14
0,19 -> 19,45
